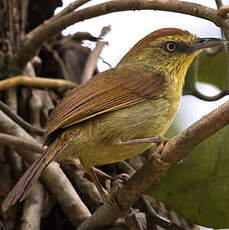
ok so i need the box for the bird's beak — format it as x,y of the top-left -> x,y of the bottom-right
193,37 -> 227,51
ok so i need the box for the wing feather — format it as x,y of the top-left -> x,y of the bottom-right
45,69 -> 165,139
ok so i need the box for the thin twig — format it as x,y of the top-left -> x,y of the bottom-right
0,100 -> 45,135
140,196 -> 185,230
81,26 -> 110,83
20,0 -> 29,36
191,89 -> 229,101
44,44 -> 70,80
69,32 -> 97,42
51,0 -> 92,22
215,0 -> 223,9
99,56 -> 112,68
216,2 -> 229,90
8,0 -> 14,54
4,87 -> 23,180
0,76 -> 76,91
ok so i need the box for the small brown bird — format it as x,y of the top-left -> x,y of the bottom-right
2,28 -> 225,211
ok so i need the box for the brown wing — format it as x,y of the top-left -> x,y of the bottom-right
45,68 -> 165,139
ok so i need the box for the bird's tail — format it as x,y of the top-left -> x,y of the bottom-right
1,137 -> 71,212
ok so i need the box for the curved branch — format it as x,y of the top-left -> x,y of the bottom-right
16,0 -> 229,69
191,89 -> 229,101
140,196 -> 185,230
217,6 -> 229,17
51,0 -> 92,20
77,100 -> 229,230
0,100 -> 45,135
0,76 -> 76,91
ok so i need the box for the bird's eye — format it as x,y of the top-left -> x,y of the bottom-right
165,41 -> 177,52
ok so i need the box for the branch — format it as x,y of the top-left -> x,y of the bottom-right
81,25 -> 110,83
191,89 -> 229,101
140,196 -> 185,230
0,100 -> 45,135
0,133 -> 44,153
16,0 -> 228,69
0,110 -> 36,142
215,0 -> 223,9
42,162 -> 91,227
77,100 -> 229,230
51,0 -> 92,21
0,112 -> 90,227
0,76 -> 76,91
44,44 -> 70,80
21,183 -> 45,230
217,6 -> 229,18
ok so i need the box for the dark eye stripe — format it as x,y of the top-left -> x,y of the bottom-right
162,41 -> 194,53
176,41 -> 194,53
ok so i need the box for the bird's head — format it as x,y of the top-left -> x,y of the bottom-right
119,28 -> 226,86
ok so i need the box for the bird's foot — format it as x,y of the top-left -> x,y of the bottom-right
105,173 -> 130,193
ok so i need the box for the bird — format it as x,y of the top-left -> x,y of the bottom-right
2,28 -> 225,211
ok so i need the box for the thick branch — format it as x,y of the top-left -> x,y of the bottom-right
77,101 -> 229,230
0,133 -> 44,153
42,162 -> 91,226
16,0 -> 229,69
0,100 -> 45,135
21,183 -> 45,230
0,76 -> 76,91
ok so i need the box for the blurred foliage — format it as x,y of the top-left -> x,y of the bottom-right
149,125 -> 229,228
183,49 -> 228,94
197,50 -> 227,90
149,48 -> 229,228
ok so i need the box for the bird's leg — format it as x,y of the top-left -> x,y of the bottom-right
81,162 -> 130,214
122,136 -> 169,160
121,136 -> 168,146
82,162 -> 149,229
92,167 -> 113,184
83,165 -> 109,201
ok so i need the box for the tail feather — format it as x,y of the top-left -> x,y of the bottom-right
2,129 -> 77,212
2,138 -> 73,212
2,148 -> 55,212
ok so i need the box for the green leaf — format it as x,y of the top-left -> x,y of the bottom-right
197,50 -> 228,90
149,125 -> 229,228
